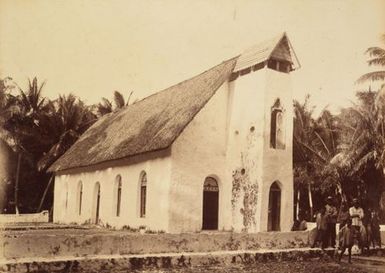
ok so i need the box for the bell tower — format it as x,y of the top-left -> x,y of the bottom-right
226,33 -> 300,232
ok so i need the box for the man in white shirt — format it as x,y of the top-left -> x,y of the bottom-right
349,198 -> 364,247
349,198 -> 364,227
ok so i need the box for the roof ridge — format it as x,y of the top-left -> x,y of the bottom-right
48,57 -> 238,172
129,55 -> 240,107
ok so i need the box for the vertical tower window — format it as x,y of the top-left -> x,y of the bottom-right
139,172 -> 147,218
64,182 -> 69,211
115,175 -> 122,217
270,99 -> 285,149
77,181 -> 83,215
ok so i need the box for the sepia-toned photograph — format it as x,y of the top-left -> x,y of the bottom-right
0,0 -> 384,272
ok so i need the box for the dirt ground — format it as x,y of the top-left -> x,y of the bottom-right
99,261 -> 384,273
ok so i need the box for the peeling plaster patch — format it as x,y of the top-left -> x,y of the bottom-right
231,169 -> 242,209
231,130 -> 259,232
241,182 -> 258,231
231,165 -> 258,232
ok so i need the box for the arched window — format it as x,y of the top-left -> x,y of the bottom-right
64,182 -> 69,211
270,99 -> 285,149
77,181 -> 83,215
115,175 -> 122,217
139,171 -> 147,218
93,182 -> 101,224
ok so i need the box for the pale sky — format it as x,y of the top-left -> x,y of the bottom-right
0,0 -> 384,115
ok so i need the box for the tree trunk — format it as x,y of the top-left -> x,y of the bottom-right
308,183 -> 313,220
14,153 -> 21,215
37,175 -> 54,213
296,189 -> 300,219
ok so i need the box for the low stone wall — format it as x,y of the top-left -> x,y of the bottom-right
0,230 -> 309,260
0,211 -> 49,224
0,248 -> 334,273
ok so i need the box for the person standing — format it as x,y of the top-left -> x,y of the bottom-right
337,202 -> 350,230
349,198 -> 364,249
325,196 -> 338,247
298,213 -> 308,231
338,218 -> 354,264
311,207 -> 328,249
369,210 -> 381,248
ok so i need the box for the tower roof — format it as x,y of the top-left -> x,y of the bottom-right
234,32 -> 300,72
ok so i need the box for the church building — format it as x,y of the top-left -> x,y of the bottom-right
49,33 -> 300,233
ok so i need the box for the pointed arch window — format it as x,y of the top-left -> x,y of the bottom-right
139,172 -> 147,218
77,181 -> 83,215
115,175 -> 122,217
64,182 -> 69,211
270,98 -> 285,149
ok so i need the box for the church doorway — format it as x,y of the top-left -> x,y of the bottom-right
93,182 -> 101,224
202,177 -> 219,230
267,181 -> 281,231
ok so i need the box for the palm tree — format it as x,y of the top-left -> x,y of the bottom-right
97,97 -> 113,116
293,96 -> 341,216
97,90 -> 133,116
332,89 -> 385,210
37,94 -> 96,171
334,35 -> 385,215
1,77 -> 50,213
357,34 -> 385,84
0,77 -> 21,142
36,94 -> 96,211
3,77 -> 51,156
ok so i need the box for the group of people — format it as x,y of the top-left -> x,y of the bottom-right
307,197 -> 382,263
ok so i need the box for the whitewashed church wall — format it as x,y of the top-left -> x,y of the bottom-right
226,69 -> 266,232
53,154 -> 172,232
259,68 -> 294,232
169,83 -> 231,233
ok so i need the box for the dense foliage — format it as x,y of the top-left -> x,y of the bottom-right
0,78 -> 132,213
294,35 -> 385,221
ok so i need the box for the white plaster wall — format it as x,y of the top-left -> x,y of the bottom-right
258,69 -> 294,232
226,69 -> 266,232
53,68 -> 294,234
53,152 -> 172,232
170,83 -> 231,233
169,67 -> 293,233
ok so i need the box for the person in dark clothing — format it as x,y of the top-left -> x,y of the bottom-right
369,210 -> 382,248
325,196 -> 338,247
337,202 -> 350,231
298,213 -> 307,231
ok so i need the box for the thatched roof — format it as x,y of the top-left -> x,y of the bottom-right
49,33 -> 299,173
48,57 -> 238,172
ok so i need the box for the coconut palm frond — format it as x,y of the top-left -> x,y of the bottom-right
368,57 -> 385,66
356,71 -> 385,84
366,47 -> 385,58
97,97 -> 113,116
113,91 -> 125,109
126,91 -> 134,106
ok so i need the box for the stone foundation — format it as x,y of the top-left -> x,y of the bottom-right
0,248 -> 334,273
0,230 -> 309,260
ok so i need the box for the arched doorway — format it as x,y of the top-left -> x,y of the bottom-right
202,177 -> 219,230
92,182 -> 101,224
268,182 -> 281,231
